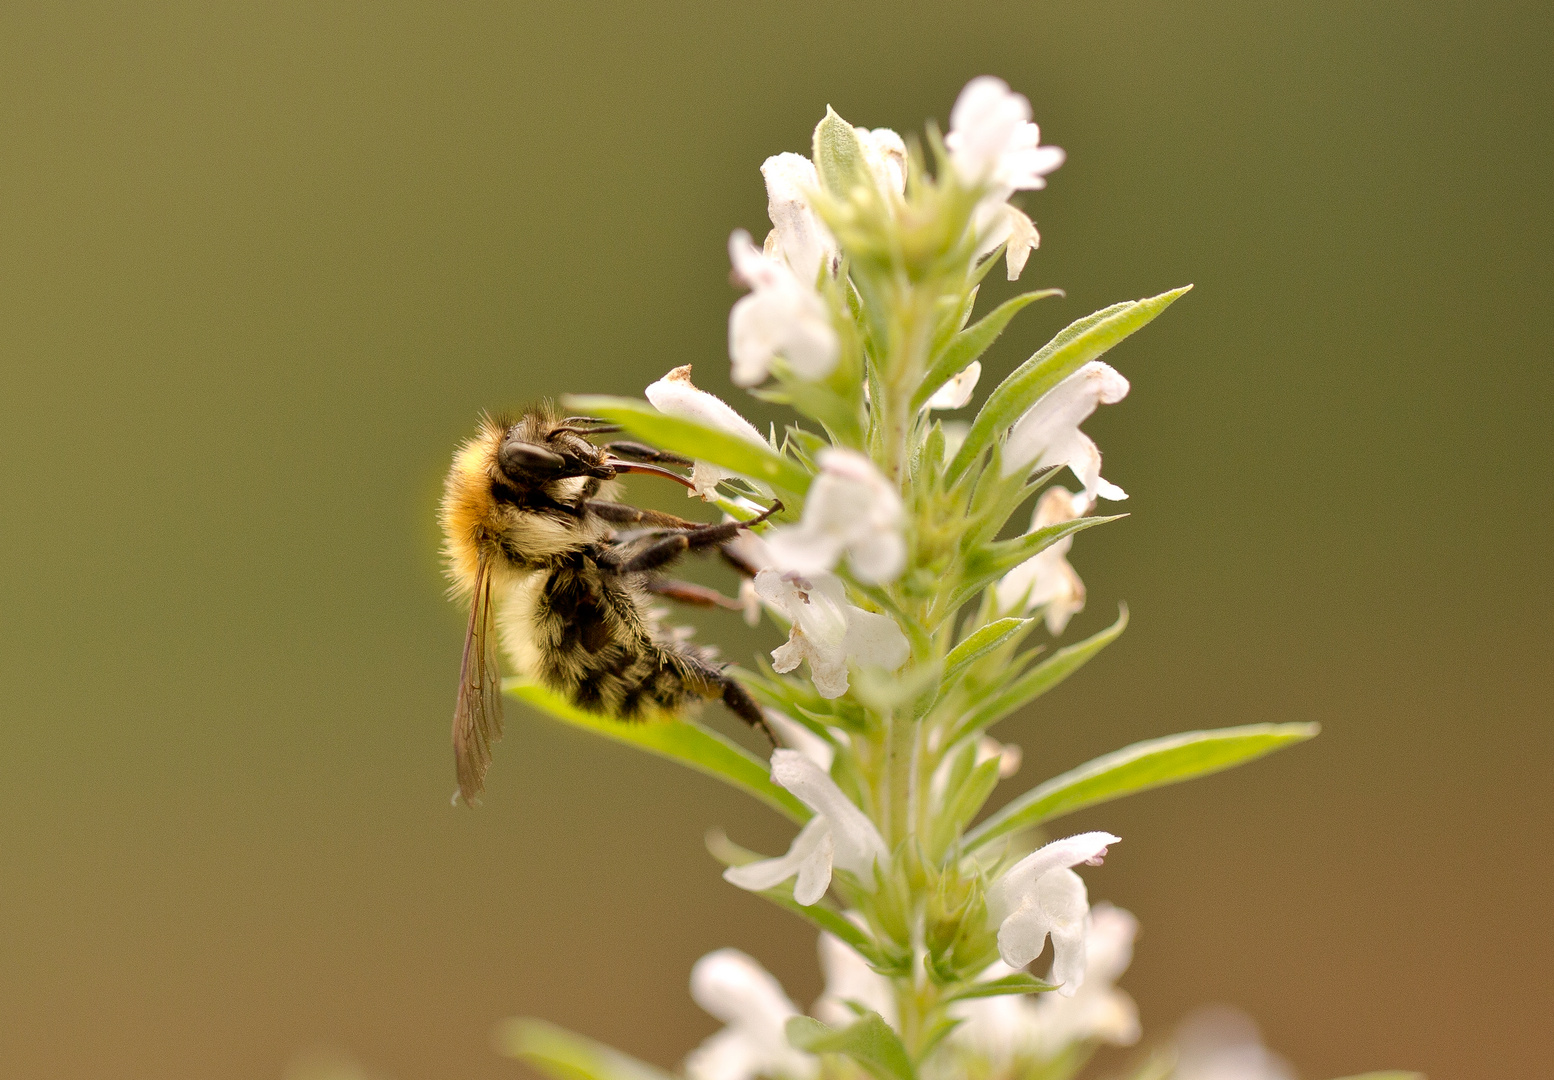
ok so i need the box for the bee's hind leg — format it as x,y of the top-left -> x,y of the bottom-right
644,579 -> 745,611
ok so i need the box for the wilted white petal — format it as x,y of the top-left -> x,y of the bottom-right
927,361 -> 982,410
815,930 -> 897,1027
728,230 -> 840,387
995,486 -> 1091,633
765,449 -> 906,584
1001,361 -> 1129,502
762,153 -> 835,284
646,365 -> 768,500
856,127 -> 908,195
687,949 -> 817,1080
755,570 -> 908,699
991,832 -> 1119,991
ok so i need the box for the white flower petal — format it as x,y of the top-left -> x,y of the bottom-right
927,361 -> 982,411
687,950 -> 816,1080
997,896 -> 1057,971
770,750 -> 886,879
1001,361 -> 1129,502
856,127 -> 907,195
646,365 -> 767,500
762,153 -> 835,284
691,948 -> 802,1027
763,450 -> 905,584
792,828 -> 836,905
994,832 -> 1119,917
995,486 -> 1091,632
727,230 -> 840,387
840,604 -> 911,671
723,815 -> 831,894
765,711 -> 836,770
815,931 -> 897,1027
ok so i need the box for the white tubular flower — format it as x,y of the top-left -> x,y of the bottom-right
995,486 -> 1091,633
856,126 -> 908,195
728,230 -> 840,387
926,361 -> 982,410
724,749 -> 887,905
765,449 -> 906,584
973,203 -> 1042,281
765,710 -> 835,771
1001,361 -> 1130,502
645,365 -> 768,500
686,949 -> 817,1080
1024,903 -> 1141,1053
946,76 -> 1066,191
814,930 -> 896,1027
989,831 -> 1121,994
752,569 -> 909,699
1172,1007 -> 1297,1080
762,153 -> 836,285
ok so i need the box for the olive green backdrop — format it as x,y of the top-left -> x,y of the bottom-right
0,3 -> 1548,1078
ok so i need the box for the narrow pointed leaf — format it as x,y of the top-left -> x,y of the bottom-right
943,618 -> 1031,688
813,107 -> 871,196
787,1014 -> 916,1080
943,518 -> 1120,617
507,679 -> 809,823
562,394 -> 812,497
966,721 -> 1321,851
946,286 -> 1192,482
945,972 -> 1060,1001
952,607 -> 1128,740
913,290 -> 1063,411
495,1018 -> 677,1080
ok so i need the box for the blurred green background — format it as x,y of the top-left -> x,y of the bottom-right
0,2 -> 1548,1078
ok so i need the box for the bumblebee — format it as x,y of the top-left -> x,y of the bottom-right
439,407 -> 779,803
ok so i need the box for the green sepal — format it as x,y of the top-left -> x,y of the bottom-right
494,1018 -> 676,1080
813,107 -> 871,197
561,394 -> 813,499
506,679 -> 809,824
945,286 -> 1192,483
913,289 -> 1064,412
943,972 -> 1060,1001
965,720 -> 1321,851
944,517 -> 1120,616
786,1014 -> 917,1080
951,606 -> 1129,741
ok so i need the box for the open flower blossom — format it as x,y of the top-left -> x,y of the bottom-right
685,949 -> 817,1080
728,229 -> 839,387
753,569 -> 910,699
814,930 -> 896,1027
856,126 -> 908,196
951,904 -> 1139,1064
1002,360 -> 1129,502
989,831 -> 1121,993
765,449 -> 906,584
724,749 -> 888,905
645,365 -> 768,500
946,76 -> 1064,280
926,361 -> 982,410
996,486 -> 1091,633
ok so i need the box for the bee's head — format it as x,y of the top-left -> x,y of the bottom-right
492,414 -> 613,491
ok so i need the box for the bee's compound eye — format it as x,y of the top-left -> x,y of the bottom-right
498,439 -> 567,482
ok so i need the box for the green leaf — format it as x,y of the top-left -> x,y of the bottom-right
952,607 -> 1129,741
940,757 -> 1003,841
913,289 -> 1063,412
494,1018 -> 676,1080
813,106 -> 871,197
943,618 -> 1031,687
944,972 -> 1059,1001
946,286 -> 1192,482
942,518 -> 1122,617
506,679 -> 809,824
787,1014 -> 917,1080
561,394 -> 812,498
966,720 -> 1321,851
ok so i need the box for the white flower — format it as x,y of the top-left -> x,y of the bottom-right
989,831 -> 1120,995
946,77 -> 1065,191
765,449 -> 906,584
645,365 -> 768,500
1171,1007 -> 1297,1080
926,361 -> 982,410
686,949 -> 817,1080
950,906 -> 1139,1064
728,230 -> 840,387
753,569 -> 910,699
856,126 -> 907,196
814,930 -> 896,1027
765,710 -> 835,771
762,153 -> 836,285
724,749 -> 888,905
1001,361 -> 1129,502
995,486 -> 1091,633
973,203 -> 1042,281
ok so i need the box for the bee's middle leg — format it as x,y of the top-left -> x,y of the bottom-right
595,500 -> 784,575
644,579 -> 745,611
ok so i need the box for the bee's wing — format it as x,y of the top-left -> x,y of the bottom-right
454,555 -> 504,804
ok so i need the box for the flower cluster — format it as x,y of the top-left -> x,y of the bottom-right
499,74 -> 1370,1080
